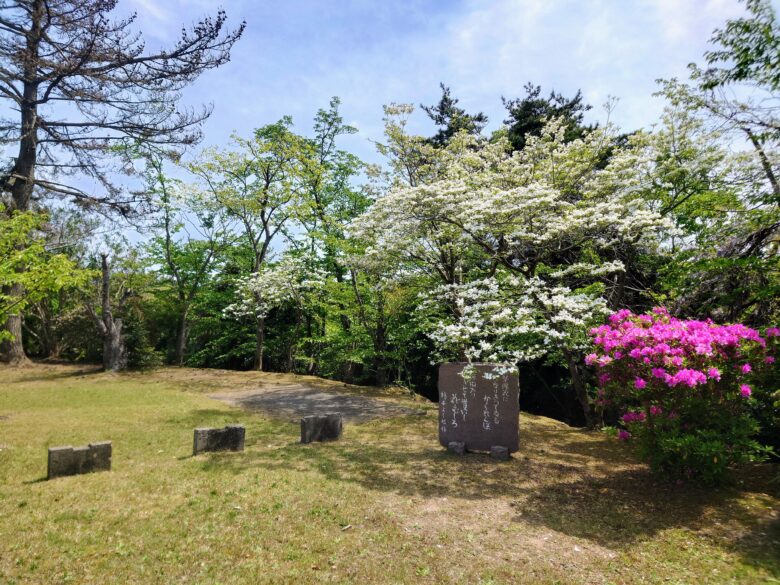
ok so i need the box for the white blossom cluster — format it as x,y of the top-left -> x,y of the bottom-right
224,255 -> 326,320
422,275 -> 610,367
352,118 -> 672,365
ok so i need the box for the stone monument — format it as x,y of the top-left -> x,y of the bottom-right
438,362 -> 519,455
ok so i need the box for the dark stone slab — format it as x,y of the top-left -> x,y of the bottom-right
47,441 -> 112,479
438,363 -> 520,453
193,424 -> 245,455
447,441 -> 466,455
300,413 -> 343,443
89,441 -> 113,470
490,445 -> 510,461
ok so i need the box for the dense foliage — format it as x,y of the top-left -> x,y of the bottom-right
587,308 -> 775,484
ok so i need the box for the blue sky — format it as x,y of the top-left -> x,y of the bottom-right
122,0 -> 759,166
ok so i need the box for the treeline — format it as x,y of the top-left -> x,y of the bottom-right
2,1 -> 778,435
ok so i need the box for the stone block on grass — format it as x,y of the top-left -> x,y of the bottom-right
300,413 -> 343,443
193,424 -> 245,455
47,441 -> 112,479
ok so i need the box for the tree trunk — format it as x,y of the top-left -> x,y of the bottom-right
1,1 -> 43,363
565,350 -> 595,428
33,299 -> 62,359
305,314 -> 317,375
341,357 -> 355,383
373,313 -> 388,387
87,255 -> 127,372
286,303 -> 303,373
102,320 -> 127,372
254,316 -> 265,371
0,286 -> 29,365
375,363 -> 388,387
174,306 -> 190,366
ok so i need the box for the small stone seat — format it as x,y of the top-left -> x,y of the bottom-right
193,424 -> 245,455
300,413 -> 343,443
47,441 -> 112,479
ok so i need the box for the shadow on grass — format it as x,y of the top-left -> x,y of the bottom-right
7,365 -> 104,383
192,414 -> 779,576
22,477 -> 47,485
164,409 -> 250,428
732,513 -> 780,578
227,388 -> 426,423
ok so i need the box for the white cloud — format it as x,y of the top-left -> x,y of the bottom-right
116,0 -> 753,161
127,0 -> 170,23
645,0 -> 745,43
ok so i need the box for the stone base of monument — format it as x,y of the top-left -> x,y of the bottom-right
193,424 -> 245,455
490,445 -> 510,461
447,441 -> 466,455
300,413 -> 343,443
47,441 -> 112,479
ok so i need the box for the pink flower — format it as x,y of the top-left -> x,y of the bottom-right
621,411 -> 646,423
651,367 -> 667,379
766,327 -> 780,338
634,377 -> 647,389
609,309 -> 633,324
739,384 -> 752,398
618,430 -> 631,441
649,405 -> 663,416
584,353 -> 598,366
740,363 -> 752,374
766,356 -> 776,364
707,367 -> 721,381
669,369 -> 707,388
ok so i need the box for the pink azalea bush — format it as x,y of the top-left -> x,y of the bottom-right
587,307 -> 776,485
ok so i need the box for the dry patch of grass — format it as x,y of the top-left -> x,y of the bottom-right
0,364 -> 778,584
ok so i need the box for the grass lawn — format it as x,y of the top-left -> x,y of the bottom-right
0,364 -> 778,584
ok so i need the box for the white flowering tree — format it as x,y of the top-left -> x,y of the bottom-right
224,255 -> 326,371
352,116 -> 670,424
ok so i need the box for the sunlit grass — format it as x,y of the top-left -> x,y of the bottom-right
0,364 -> 777,584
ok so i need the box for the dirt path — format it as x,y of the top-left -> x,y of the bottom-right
210,383 -> 426,423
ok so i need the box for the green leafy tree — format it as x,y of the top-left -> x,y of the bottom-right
189,120 -> 306,370
294,98 -> 369,377
0,0 -> 243,362
651,0 -> 780,324
142,153 -> 236,365
700,0 -> 780,92
23,207 -> 100,358
0,207 -> 90,343
501,83 -> 593,151
421,83 -> 488,147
